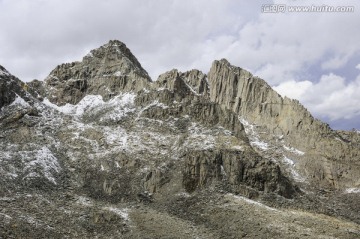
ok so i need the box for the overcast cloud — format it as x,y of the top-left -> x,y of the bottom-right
1,0 -> 359,130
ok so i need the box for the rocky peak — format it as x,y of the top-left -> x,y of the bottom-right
81,40 -> 150,79
154,69 -> 209,98
208,59 -> 360,190
208,59 -> 330,149
180,69 -> 209,95
43,40 -> 151,106
0,65 -> 10,76
0,65 -> 32,109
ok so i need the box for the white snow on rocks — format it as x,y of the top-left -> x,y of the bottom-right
228,193 -> 279,212
345,188 -> 360,194
283,156 -> 295,166
186,123 -> 215,150
113,71 -> 122,77
10,94 -> 30,108
43,95 -> 104,115
282,156 -> 305,182
250,140 -> 269,150
240,118 -> 268,150
23,147 -> 61,184
283,145 -> 305,156
43,93 -> 136,119
0,69 -> 10,76
104,207 -> 130,221
76,196 -> 94,206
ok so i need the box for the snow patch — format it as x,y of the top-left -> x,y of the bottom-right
43,95 -> 104,116
24,147 -> 61,184
283,145 -> 305,156
104,127 -> 128,146
85,52 -> 93,58
231,145 -> 244,151
176,192 -> 191,198
221,165 -> 227,176
229,194 -> 279,212
43,93 -> 136,119
137,100 -> 168,118
240,118 -> 268,151
283,156 -> 295,166
345,188 -> 360,194
0,69 -> 10,76
282,156 -> 305,182
113,71 -> 122,77
10,94 -> 30,108
99,93 -> 136,122
183,81 -> 200,96
250,140 -> 268,150
76,196 -> 93,206
104,207 -> 130,221
186,123 -> 215,150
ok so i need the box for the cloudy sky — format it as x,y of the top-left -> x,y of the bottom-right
1,0 -> 360,130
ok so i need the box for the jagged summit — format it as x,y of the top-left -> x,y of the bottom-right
209,58 -> 325,146
82,40 -> 150,79
42,40 -> 151,105
0,65 -> 10,76
0,65 -> 33,109
209,59 -> 360,189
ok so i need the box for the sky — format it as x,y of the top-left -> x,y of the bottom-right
0,0 -> 360,130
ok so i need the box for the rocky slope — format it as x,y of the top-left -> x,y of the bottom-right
0,40 -> 359,238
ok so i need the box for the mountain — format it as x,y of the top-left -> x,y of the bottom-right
1,40 -> 359,238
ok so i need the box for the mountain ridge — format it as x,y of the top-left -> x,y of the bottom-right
1,40 -> 360,238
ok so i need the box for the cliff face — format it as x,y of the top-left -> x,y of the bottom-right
208,59 -> 329,148
208,59 -> 360,190
1,40 -> 360,238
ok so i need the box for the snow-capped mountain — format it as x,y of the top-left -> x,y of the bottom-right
1,40 -> 359,238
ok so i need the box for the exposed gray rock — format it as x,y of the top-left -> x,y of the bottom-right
0,65 -> 33,109
208,59 -> 360,190
182,149 -> 297,198
43,40 -> 151,105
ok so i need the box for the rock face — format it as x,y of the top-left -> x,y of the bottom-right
182,149 -> 296,198
1,41 -> 360,238
154,68 -> 209,97
208,59 -> 360,190
0,65 -> 32,109
43,40 -> 151,105
208,59 -> 329,149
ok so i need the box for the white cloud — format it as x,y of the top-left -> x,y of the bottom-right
274,73 -> 360,121
321,54 -> 351,70
356,64 -> 360,70
273,80 -> 312,100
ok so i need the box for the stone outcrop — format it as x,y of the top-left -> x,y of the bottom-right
154,69 -> 208,97
182,149 -> 297,198
208,59 -> 360,189
0,65 -> 32,109
43,40 -> 152,105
